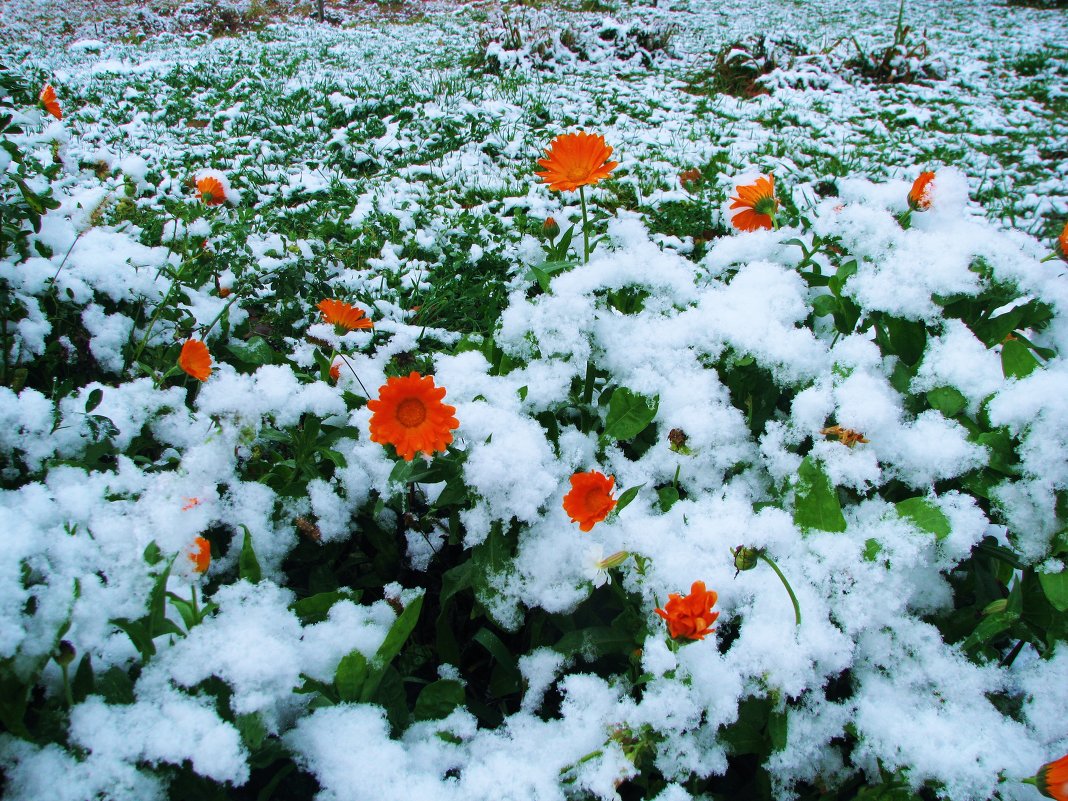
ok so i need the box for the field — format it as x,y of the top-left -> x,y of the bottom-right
1,0 -> 1067,799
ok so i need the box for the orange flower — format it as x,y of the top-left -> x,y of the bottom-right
367,372 -> 459,461
535,132 -> 618,193
39,84 -> 62,120
679,168 -> 702,189
317,299 -> 373,331
562,470 -> 617,532
178,339 -> 212,381
1058,221 -> 1068,260
655,581 -> 720,640
820,425 -> 869,447
329,361 -> 341,381
1034,754 -> 1068,801
181,497 -> 202,511
188,536 -> 211,573
195,175 -> 226,206
908,171 -> 935,211
729,175 -> 777,232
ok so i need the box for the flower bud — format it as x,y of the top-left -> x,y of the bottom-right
54,640 -> 76,667
542,216 -> 560,241
732,546 -> 760,572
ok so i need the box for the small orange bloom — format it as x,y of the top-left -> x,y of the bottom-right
908,171 -> 935,211
39,84 -> 62,120
535,132 -> 618,193
820,425 -> 869,447
729,175 -> 777,232
655,581 -> 720,640
1035,754 -> 1068,801
562,470 -> 617,532
317,298 -> 373,331
367,372 -> 459,461
1058,221 -> 1068,260
181,497 -> 202,511
178,339 -> 212,381
195,175 -> 226,206
329,361 -> 341,381
188,536 -> 211,573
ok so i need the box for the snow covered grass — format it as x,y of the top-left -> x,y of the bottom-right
1,1 -> 1067,800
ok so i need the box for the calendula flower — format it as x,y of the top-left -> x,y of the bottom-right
195,175 -> 227,206
908,171 -> 936,211
39,84 -> 62,120
820,424 -> 869,447
655,581 -> 720,641
178,339 -> 212,381
329,361 -> 341,382
563,470 -> 617,532
543,216 -> 560,241
317,298 -> 373,331
367,372 -> 459,461
535,132 -> 618,193
1030,754 -> 1068,801
1058,221 -> 1068,260
729,174 -> 778,232
188,536 -> 211,574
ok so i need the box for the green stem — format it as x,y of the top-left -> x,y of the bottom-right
580,359 -> 596,433
60,663 -> 73,708
199,293 -> 242,341
130,260 -> 189,368
758,552 -> 801,626
579,185 -> 590,264
190,583 -> 199,625
1040,253 -> 1059,263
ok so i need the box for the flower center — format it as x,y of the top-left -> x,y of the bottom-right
395,397 -> 427,428
584,488 -> 607,515
754,195 -> 778,217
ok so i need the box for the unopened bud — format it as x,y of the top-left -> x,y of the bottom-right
596,550 -> 630,570
54,640 -> 76,667
543,216 -> 560,241
732,546 -> 760,573
982,599 -> 1008,616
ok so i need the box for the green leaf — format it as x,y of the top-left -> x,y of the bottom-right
85,387 -> 103,413
72,653 -> 94,703
975,430 -> 1018,476
227,336 -> 276,367
414,679 -> 465,721
147,558 -> 175,636
926,386 -> 966,417
1038,570 -> 1068,612
883,317 -> 927,366
0,659 -> 33,737
603,388 -> 659,442
293,589 -> 361,625
236,712 -> 267,750
552,626 -> 635,660
360,594 -> 424,702
793,456 -> 846,533
1001,338 -> 1039,379
961,610 -> 1018,650
863,538 -> 883,562
614,483 -> 644,515
657,485 -> 680,512
239,525 -> 262,584
768,708 -> 789,751
110,617 -> 156,661
335,650 -> 368,702
97,666 -> 135,705
811,294 -> 838,317
895,497 -> 951,540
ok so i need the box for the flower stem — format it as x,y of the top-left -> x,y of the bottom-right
758,552 -> 801,626
130,260 -> 188,368
579,185 -> 590,264
60,662 -> 73,708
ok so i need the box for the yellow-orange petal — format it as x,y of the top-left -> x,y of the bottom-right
1038,754 -> 1068,801
178,339 -> 212,381
908,171 -> 935,211
188,536 -> 211,573
1058,221 -> 1068,260
729,175 -> 777,232
654,580 -> 719,640
39,84 -> 62,120
317,298 -> 373,331
196,175 -> 227,206
535,131 -> 618,193
366,372 -> 459,461
562,470 -> 617,532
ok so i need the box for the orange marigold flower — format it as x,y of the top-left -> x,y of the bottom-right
188,536 -> 211,573
39,84 -> 62,120
367,372 -> 459,461
655,581 -> 720,641
1034,754 -> 1068,801
535,132 -> 618,193
196,175 -> 227,206
1058,221 -> 1068,260
562,470 -> 617,532
729,174 -> 778,232
329,361 -> 341,381
908,171 -> 935,211
820,424 -> 869,447
318,298 -> 373,331
178,339 -> 212,381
